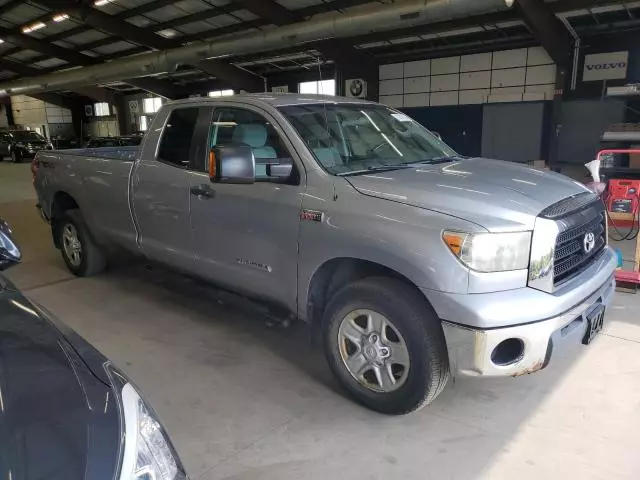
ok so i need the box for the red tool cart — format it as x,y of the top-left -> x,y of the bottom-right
596,148 -> 640,289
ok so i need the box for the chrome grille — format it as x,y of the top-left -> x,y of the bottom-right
553,200 -> 606,286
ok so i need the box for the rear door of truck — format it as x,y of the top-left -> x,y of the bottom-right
131,105 -> 208,271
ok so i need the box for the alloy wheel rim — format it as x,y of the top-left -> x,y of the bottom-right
337,309 -> 410,393
62,224 -> 82,267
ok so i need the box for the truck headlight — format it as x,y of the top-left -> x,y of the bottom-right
106,364 -> 186,480
443,230 -> 532,272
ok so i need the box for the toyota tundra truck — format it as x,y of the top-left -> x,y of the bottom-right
33,93 -> 616,415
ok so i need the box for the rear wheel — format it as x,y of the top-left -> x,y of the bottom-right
322,277 -> 450,415
56,210 -> 107,276
11,150 -> 22,163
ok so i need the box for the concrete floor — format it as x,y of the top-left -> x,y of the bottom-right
2,162 -> 640,480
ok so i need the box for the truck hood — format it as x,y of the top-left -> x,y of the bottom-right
345,157 -> 589,231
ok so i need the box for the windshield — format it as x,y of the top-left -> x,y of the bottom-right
12,131 -> 44,142
278,104 -> 458,175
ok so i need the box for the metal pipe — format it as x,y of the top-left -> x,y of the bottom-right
0,0 -> 512,96
559,16 -> 580,91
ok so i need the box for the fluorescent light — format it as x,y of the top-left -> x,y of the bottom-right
22,22 -> 46,34
94,0 -> 110,5
158,29 -> 178,38
53,13 -> 69,22
0,39 -> 4,44
208,89 -> 234,97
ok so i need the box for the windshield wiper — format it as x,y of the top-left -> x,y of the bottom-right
402,155 -> 463,166
336,164 -> 414,176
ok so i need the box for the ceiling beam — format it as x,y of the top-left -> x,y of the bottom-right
71,86 -> 120,104
235,0 -> 377,72
195,60 -> 263,92
0,25 -> 182,99
33,0 -> 178,50
124,78 -> 187,99
13,0 -> 370,69
0,26 -> 98,66
44,0 -> 178,44
30,92 -> 79,110
514,0 -> 574,64
32,0 -> 265,92
0,59 -> 119,102
235,0 -> 300,24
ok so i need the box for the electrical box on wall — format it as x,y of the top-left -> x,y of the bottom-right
84,105 -> 93,117
345,79 -> 367,98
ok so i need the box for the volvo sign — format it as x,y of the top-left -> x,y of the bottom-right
583,51 -> 628,82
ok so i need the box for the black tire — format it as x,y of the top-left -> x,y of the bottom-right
322,277 -> 449,415
56,210 -> 107,276
11,150 -> 22,163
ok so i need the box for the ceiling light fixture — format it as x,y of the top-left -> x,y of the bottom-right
0,39 -> 4,44
94,0 -> 111,6
158,29 -> 177,38
22,22 -> 46,34
52,13 -> 69,22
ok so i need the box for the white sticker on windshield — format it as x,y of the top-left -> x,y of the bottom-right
391,113 -> 413,122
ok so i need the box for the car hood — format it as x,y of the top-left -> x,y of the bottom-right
0,290 -> 118,480
345,157 -> 589,231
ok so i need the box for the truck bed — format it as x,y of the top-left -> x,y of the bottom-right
57,145 -> 139,161
35,145 -> 139,251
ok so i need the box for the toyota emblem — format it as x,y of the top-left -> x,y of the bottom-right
583,231 -> 596,254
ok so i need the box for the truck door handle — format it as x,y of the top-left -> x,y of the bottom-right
190,184 -> 215,199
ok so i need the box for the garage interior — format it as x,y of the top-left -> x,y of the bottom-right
2,0 -> 640,478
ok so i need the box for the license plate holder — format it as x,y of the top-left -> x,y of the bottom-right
582,304 -> 605,345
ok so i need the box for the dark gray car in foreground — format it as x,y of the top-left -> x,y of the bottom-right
0,220 -> 186,480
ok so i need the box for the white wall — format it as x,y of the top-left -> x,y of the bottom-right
379,47 -> 557,108
85,119 -> 120,138
11,95 -> 73,136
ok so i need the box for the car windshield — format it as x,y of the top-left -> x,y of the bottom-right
278,103 -> 458,175
12,131 -> 44,142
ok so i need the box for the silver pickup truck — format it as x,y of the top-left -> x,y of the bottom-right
34,94 -> 616,415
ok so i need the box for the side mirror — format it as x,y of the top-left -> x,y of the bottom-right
0,220 -> 21,271
266,157 -> 293,178
209,145 -> 255,184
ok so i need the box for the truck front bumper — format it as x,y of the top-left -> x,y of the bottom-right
423,249 -> 617,377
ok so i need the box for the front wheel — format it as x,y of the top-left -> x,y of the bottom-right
56,210 -> 107,276
323,277 -> 450,415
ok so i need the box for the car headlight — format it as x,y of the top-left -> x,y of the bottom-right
443,230 -> 532,272
106,365 -> 186,480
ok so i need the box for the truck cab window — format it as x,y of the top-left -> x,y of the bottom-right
157,108 -> 199,168
209,107 -> 294,181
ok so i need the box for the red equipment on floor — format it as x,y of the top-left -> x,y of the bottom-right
596,149 -> 640,288
606,179 -> 640,227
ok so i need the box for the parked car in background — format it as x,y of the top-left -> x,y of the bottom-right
0,219 -> 187,480
33,93 -> 616,415
0,130 -> 53,163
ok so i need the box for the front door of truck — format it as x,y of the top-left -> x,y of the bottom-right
187,105 -> 304,311
132,106 -> 205,272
